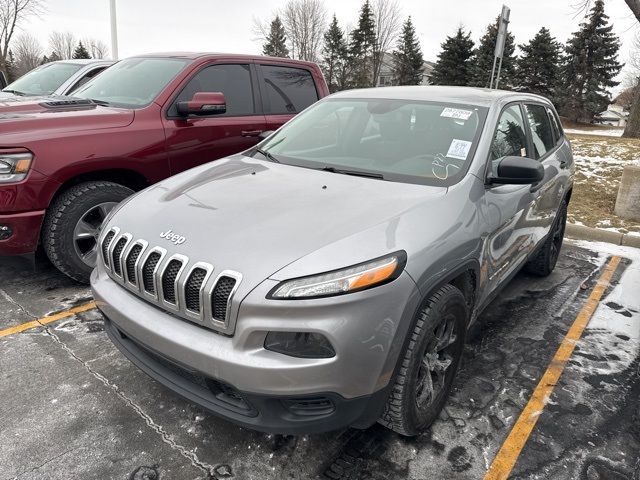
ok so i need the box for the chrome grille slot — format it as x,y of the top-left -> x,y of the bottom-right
111,238 -> 127,276
142,252 -> 161,294
185,268 -> 207,313
212,276 -> 237,321
102,230 -> 116,267
125,244 -> 143,285
161,259 -> 183,304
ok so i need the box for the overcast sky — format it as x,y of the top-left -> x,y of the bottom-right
23,0 -> 639,85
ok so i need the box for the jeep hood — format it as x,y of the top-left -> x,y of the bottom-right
0,98 -> 134,135
107,155 -> 447,291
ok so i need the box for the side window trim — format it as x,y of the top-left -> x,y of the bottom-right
66,66 -> 106,94
483,101 -> 531,181
523,102 -> 562,162
256,63 -> 319,115
165,61 -> 260,119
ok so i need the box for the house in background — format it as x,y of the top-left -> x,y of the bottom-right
595,103 -> 629,127
376,52 -> 435,87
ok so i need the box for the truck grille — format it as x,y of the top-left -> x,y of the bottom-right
100,227 -> 241,334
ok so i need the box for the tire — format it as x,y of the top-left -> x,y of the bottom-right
379,284 -> 467,436
525,201 -> 567,277
43,181 -> 134,283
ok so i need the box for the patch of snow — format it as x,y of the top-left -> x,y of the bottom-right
565,128 -> 624,137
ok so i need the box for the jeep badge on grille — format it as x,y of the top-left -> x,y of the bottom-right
160,229 -> 186,245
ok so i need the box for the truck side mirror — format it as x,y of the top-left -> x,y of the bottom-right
176,92 -> 226,117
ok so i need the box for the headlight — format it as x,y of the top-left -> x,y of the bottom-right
0,152 -> 32,183
269,252 -> 406,299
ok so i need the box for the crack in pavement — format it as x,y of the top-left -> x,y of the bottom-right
13,447 -> 78,479
42,325 -> 217,478
3,291 -> 217,479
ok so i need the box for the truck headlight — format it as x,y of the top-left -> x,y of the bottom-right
269,252 -> 406,299
0,152 -> 32,183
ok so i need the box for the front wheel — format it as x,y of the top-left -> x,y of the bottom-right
379,284 -> 467,436
43,181 -> 134,283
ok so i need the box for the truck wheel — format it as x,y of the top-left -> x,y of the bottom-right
379,284 -> 467,436
525,201 -> 567,277
43,181 -> 133,283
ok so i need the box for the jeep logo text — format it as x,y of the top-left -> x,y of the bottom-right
160,229 -> 186,245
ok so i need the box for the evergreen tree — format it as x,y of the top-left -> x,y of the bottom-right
470,17 -> 516,89
515,27 -> 562,101
72,41 -> 91,59
560,0 -> 622,122
262,16 -> 289,58
429,27 -> 475,86
349,0 -> 376,88
321,15 -> 348,92
392,17 -> 424,86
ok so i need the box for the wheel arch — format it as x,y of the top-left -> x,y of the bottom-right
48,168 -> 150,204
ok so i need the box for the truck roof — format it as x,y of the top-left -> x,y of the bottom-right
132,52 -> 320,68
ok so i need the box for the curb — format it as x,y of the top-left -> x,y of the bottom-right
566,223 -> 640,248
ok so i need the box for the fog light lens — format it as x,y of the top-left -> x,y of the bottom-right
265,332 -> 336,358
0,224 -> 12,240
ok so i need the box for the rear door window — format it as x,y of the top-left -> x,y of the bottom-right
169,64 -> 255,116
524,104 -> 555,158
547,107 -> 563,144
260,65 -> 318,114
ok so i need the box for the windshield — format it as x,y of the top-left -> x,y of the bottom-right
256,98 -> 488,186
3,62 -> 83,96
73,57 -> 189,108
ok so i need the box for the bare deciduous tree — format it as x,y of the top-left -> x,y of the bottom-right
281,0 -> 327,62
372,0 -> 401,85
13,30 -> 41,75
49,31 -> 76,59
84,37 -> 109,59
0,0 -> 43,81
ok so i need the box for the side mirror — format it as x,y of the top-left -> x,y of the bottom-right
176,92 -> 226,117
489,156 -> 544,185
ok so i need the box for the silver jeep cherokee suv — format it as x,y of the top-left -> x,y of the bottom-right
91,86 -> 573,436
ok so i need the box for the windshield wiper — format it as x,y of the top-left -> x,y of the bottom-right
2,89 -> 26,96
254,147 -> 280,163
89,98 -> 110,107
320,166 -> 384,180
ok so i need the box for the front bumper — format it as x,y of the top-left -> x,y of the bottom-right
91,265 -> 421,433
0,210 -> 45,256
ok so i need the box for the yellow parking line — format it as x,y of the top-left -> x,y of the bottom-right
484,255 -> 621,480
0,301 -> 96,338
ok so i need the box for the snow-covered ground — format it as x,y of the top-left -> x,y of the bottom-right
564,128 -> 624,137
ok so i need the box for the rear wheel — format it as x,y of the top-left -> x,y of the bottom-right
379,284 -> 467,436
43,181 -> 133,283
525,201 -> 567,277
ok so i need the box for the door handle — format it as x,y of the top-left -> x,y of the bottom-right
241,130 -> 263,137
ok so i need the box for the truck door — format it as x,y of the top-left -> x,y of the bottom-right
163,63 -> 267,175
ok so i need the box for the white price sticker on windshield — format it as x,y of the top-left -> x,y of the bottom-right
446,139 -> 472,160
441,108 -> 473,120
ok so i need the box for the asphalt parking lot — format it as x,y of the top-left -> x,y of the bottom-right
1,240 -> 639,480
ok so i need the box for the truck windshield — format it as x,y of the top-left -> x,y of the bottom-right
73,57 -> 189,108
256,98 -> 488,186
2,62 -> 83,96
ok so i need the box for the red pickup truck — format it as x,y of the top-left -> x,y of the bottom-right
0,53 -> 328,282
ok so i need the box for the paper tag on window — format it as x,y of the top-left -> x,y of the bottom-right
441,108 -> 473,120
446,139 -> 473,160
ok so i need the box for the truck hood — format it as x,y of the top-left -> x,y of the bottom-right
0,97 -> 134,134
106,155 -> 447,292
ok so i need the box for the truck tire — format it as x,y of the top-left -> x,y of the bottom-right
525,201 -> 567,277
43,181 -> 133,283
379,284 -> 467,436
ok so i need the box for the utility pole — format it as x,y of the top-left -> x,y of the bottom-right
109,0 -> 119,60
490,5 -> 510,89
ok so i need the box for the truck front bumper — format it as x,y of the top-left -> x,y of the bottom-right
0,210 -> 45,256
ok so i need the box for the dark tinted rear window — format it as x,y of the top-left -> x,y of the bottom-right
261,65 -> 318,114
525,104 -> 555,159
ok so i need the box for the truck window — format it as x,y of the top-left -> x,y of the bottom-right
260,65 -> 318,115
169,64 -> 254,116
67,66 -> 108,94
